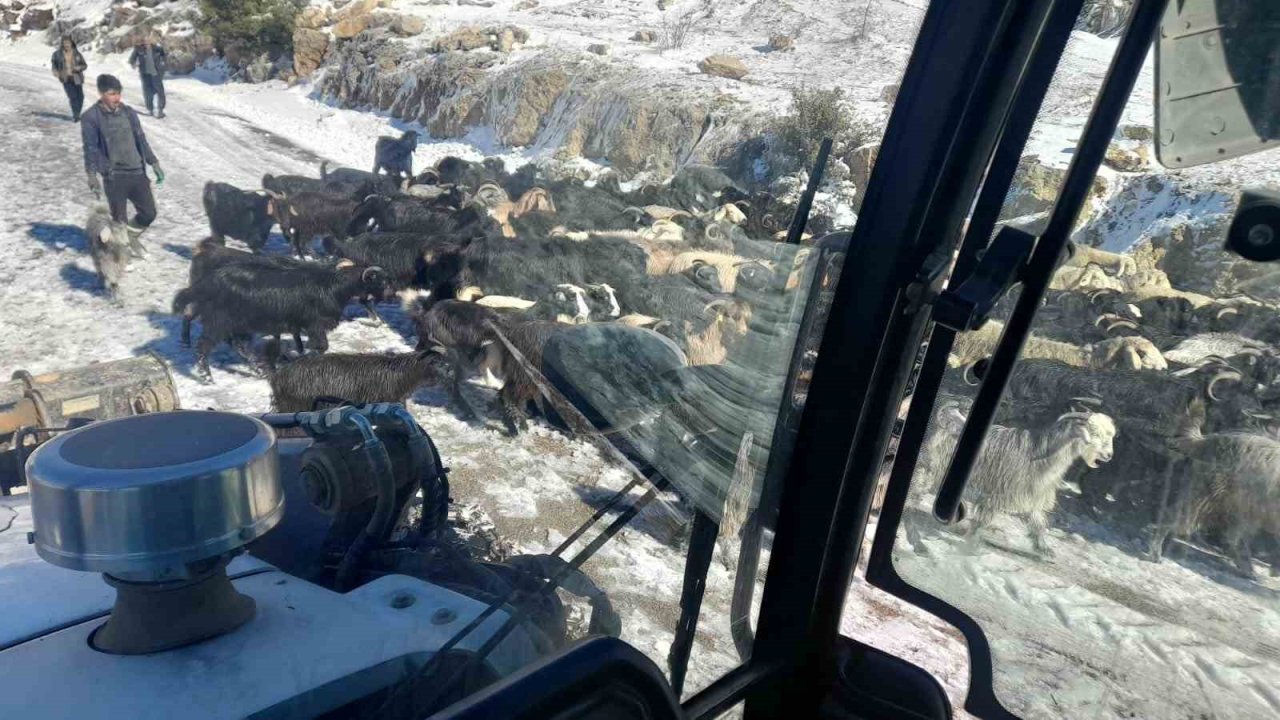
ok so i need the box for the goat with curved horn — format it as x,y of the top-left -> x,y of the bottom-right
1208,369 -> 1245,402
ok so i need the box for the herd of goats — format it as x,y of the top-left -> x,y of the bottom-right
912,232 -> 1280,582
80,128 -> 1280,585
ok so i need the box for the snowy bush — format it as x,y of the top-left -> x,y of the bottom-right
198,0 -> 298,58
658,10 -> 700,52
771,85 -> 874,173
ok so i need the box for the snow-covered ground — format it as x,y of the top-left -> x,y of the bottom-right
4,1 -> 1280,716
0,45 -> 971,712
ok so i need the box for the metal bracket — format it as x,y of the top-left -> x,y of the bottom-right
931,225 -> 1035,332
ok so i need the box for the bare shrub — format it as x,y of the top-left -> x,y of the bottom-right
659,10 -> 700,52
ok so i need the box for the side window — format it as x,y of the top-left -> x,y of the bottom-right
889,7 -> 1280,720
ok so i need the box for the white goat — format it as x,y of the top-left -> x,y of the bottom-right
916,407 -> 1117,556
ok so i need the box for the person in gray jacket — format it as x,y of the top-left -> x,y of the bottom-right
128,36 -> 168,118
50,37 -> 88,121
81,75 -> 166,243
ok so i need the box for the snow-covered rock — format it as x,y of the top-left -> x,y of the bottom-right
292,27 -> 330,77
698,54 -> 748,80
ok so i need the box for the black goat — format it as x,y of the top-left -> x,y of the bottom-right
325,231 -> 463,292
373,130 -> 419,179
262,172 -> 333,198
347,194 -> 495,237
202,181 -> 278,253
176,258 -> 388,382
403,295 -> 506,421
175,238 -> 310,353
275,190 -> 360,258
267,346 -> 449,413
321,161 -> 402,197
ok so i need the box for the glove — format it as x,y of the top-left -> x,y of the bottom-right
87,171 -> 102,200
152,163 -> 165,186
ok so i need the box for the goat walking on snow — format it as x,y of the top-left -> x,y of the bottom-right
912,405 -> 1117,557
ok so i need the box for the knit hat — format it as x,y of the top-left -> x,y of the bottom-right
96,74 -> 122,93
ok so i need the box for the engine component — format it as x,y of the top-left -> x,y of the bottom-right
0,354 -> 180,494
24,410 -> 281,654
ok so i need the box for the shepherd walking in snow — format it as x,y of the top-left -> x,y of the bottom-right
128,36 -> 168,118
81,74 -> 165,250
50,37 -> 88,122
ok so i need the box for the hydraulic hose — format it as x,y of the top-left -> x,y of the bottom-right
327,410 -> 395,591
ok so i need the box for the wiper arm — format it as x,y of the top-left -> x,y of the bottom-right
932,0 -> 1170,523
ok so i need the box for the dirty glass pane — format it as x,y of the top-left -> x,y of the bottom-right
894,10 -> 1280,720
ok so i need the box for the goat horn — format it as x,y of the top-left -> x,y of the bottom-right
1089,288 -> 1116,304
1197,354 -> 1232,368
1244,408 -> 1275,420
1105,318 -> 1140,335
1056,412 -> 1093,423
362,266 -> 385,281
1236,347 -> 1265,358
1207,369 -> 1244,401
705,223 -> 727,242
1217,306 -> 1240,321
703,298 -> 734,317
761,213 -> 778,230
962,362 -> 982,387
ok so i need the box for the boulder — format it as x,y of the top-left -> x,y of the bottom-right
163,31 -> 215,75
880,83 -> 899,104
136,0 -> 161,8
10,2 -> 26,11
433,26 -> 490,52
391,13 -> 425,36
332,14 -> 370,39
587,43 -> 609,56
1103,144 -> 1150,173
366,11 -> 395,28
1,10 -> 16,27
513,0 -> 539,9
1120,123 -> 1154,142
295,6 -> 330,30
109,6 -> 138,29
767,34 -> 794,51
494,28 -> 517,53
698,54 -> 748,80
632,30 -> 656,43
339,0 -> 380,18
292,27 -> 330,77
20,7 -> 52,31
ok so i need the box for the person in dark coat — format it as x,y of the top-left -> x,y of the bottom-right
128,35 -> 168,118
50,37 -> 88,122
81,74 -> 166,245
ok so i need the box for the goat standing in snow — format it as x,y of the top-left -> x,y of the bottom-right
84,204 -> 137,301
914,406 -> 1117,557
372,130 -> 419,180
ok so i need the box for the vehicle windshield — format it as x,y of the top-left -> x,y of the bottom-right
0,0 -> 927,716
888,5 -> 1280,719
